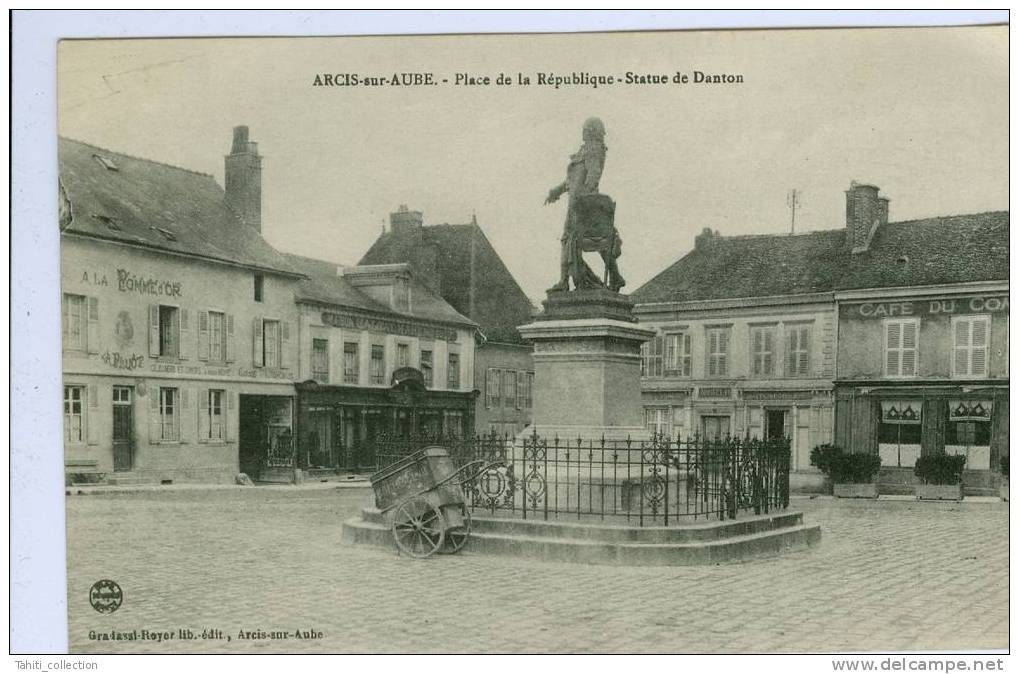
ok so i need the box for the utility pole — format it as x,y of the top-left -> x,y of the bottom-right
786,189 -> 801,234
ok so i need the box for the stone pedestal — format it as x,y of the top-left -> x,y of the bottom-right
518,289 -> 655,441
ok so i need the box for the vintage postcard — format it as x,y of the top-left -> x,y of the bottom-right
53,24 -> 1007,655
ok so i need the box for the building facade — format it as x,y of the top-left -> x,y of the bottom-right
833,201 -> 1008,494
360,207 -> 537,435
286,254 -> 478,473
60,130 -> 302,484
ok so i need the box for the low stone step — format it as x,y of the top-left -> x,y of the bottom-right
360,507 -> 803,543
341,513 -> 821,566
105,475 -> 155,486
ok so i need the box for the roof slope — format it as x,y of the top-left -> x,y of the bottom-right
631,229 -> 849,304
58,137 -> 299,276
360,222 -> 534,343
282,252 -> 476,328
632,211 -> 1009,304
835,211 -> 1008,290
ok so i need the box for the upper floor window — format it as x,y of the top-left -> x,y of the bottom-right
516,371 -> 528,410
254,274 -> 264,302
705,327 -> 730,378
953,315 -> 989,377
312,338 -> 330,383
785,324 -> 811,377
503,368 -> 517,407
262,319 -> 281,368
641,335 -> 665,378
447,353 -> 461,389
750,326 -> 776,377
665,332 -> 692,377
884,318 -> 918,378
396,343 -> 410,369
62,294 -> 87,351
420,349 -> 433,387
525,372 -> 534,409
159,305 -> 180,358
370,344 -> 385,385
486,368 -> 501,408
343,342 -> 360,384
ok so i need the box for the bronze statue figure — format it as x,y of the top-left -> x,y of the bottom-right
545,117 -> 625,293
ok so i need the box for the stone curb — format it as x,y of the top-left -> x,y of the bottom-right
66,479 -> 373,496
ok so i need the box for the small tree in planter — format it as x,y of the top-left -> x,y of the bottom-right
1000,455 -> 1009,502
810,444 -> 881,498
913,454 -> 966,501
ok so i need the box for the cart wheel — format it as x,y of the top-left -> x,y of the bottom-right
439,504 -> 472,554
391,496 -> 446,558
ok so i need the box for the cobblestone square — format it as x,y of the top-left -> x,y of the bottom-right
65,487 -> 1008,654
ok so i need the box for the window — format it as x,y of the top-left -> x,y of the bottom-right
62,294 -> 87,351
160,387 -> 180,442
420,349 -> 433,387
343,342 -> 360,384
64,385 -> 84,443
706,327 -> 730,377
665,332 -> 692,377
447,353 -> 460,389
396,343 -> 410,369
953,315 -> 989,377
526,372 -> 534,408
945,399 -> 992,469
645,408 -> 670,438
443,411 -> 464,438
312,339 -> 329,383
207,389 -> 225,441
884,319 -> 918,378
159,305 -> 180,357
208,311 -> 226,363
878,400 -> 922,467
504,369 -> 516,408
516,371 -> 527,410
262,320 -> 280,368
254,274 -> 264,302
641,335 -> 665,378
750,326 -> 776,377
785,324 -> 811,377
370,344 -> 385,385
486,368 -> 501,408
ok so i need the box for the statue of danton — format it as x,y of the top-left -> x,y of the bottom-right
544,117 -> 625,293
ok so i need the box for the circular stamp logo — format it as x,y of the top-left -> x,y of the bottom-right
89,579 -> 123,614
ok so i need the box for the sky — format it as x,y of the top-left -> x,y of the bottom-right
57,27 -> 1008,302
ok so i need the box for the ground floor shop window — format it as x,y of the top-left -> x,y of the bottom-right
443,411 -> 464,438
878,400 -> 921,467
945,399 -> 992,470
160,387 -> 180,442
645,407 -> 670,437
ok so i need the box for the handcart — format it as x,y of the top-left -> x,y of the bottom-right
370,446 -> 502,558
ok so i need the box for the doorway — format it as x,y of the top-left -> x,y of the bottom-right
765,409 -> 788,440
112,386 -> 134,472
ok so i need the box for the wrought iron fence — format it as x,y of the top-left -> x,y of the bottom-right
373,431 -> 790,525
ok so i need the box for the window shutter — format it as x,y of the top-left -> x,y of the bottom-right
197,311 -> 210,361
226,391 -> 236,442
149,387 -> 161,444
885,322 -> 901,376
86,384 -> 99,445
86,297 -> 100,354
178,309 -> 191,360
972,318 -> 988,347
280,321 -> 291,369
225,313 -> 236,362
179,388 -> 192,442
198,388 -> 209,443
972,319 -> 988,376
798,327 -> 810,376
61,295 -> 69,343
901,322 -> 918,376
252,317 -> 264,367
149,305 -> 161,358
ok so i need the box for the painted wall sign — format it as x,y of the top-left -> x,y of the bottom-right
81,270 -> 109,287
116,268 -> 182,297
238,367 -> 289,380
321,311 -> 458,342
842,295 -> 1008,319
151,362 -> 233,377
100,351 -> 145,371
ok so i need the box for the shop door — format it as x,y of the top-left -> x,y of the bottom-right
765,410 -> 788,440
238,395 -> 265,477
702,415 -> 731,442
112,386 -> 134,472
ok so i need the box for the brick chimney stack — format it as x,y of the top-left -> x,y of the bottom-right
224,125 -> 262,232
390,205 -> 424,234
845,182 -> 889,254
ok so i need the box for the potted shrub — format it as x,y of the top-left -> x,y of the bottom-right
913,454 -> 966,501
1000,455 -> 1009,502
810,444 -> 881,498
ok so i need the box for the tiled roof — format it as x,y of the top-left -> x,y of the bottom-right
58,137 -> 300,276
835,211 -> 1008,291
632,212 -> 1009,304
360,222 -> 535,343
282,252 -> 477,328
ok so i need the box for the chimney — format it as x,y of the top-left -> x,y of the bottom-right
694,227 -> 718,250
390,205 -> 423,234
845,182 -> 888,253
224,125 -> 262,232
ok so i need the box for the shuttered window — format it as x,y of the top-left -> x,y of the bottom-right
263,320 -> 280,368
208,389 -> 225,441
641,335 -> 665,378
208,311 -> 226,363
516,371 -> 527,410
785,325 -> 811,377
160,387 -> 179,441
311,339 -> 329,383
62,294 -> 87,351
486,368 -> 500,408
665,332 -> 692,376
953,315 -> 990,377
706,328 -> 730,377
64,385 -> 84,443
884,319 -> 919,378
420,349 -> 433,387
750,326 -> 775,376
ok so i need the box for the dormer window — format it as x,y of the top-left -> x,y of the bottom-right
254,274 -> 264,302
151,226 -> 177,242
92,153 -> 119,171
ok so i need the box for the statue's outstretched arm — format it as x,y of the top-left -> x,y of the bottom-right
545,180 -> 568,204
